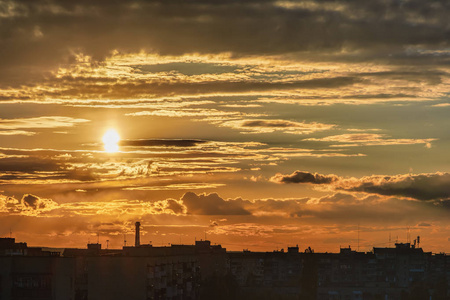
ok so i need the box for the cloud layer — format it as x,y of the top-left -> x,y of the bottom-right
271,171 -> 450,202
271,171 -> 339,184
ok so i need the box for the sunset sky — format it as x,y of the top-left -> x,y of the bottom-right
0,0 -> 449,252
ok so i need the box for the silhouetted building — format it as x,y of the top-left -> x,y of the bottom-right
0,238 -> 74,300
1,237 -> 449,300
65,239 -> 226,300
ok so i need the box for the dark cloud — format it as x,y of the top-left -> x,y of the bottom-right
177,191 -> 449,225
64,168 -> 98,182
39,76 -> 361,100
21,194 -> 40,209
347,173 -> 450,201
181,192 -> 251,215
1,0 -> 449,86
165,199 -> 185,214
21,194 -> 46,209
120,139 -> 207,147
242,120 -> 307,128
271,170 -> 339,184
0,155 -> 99,182
271,170 -> 450,202
0,156 -> 61,173
0,193 -> 59,215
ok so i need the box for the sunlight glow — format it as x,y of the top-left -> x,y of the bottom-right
102,129 -> 120,153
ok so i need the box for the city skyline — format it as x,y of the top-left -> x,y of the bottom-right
0,0 -> 449,253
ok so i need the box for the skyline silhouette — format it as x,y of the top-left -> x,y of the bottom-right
1,234 -> 449,299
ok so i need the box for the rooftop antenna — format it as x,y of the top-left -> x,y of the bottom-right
9,228 -> 12,238
417,236 -> 420,248
106,240 -> 109,249
124,234 -> 127,247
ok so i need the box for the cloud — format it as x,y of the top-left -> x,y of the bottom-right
165,199 -> 186,215
55,76 -> 361,99
271,170 -> 450,202
305,133 -> 436,147
181,192 -> 251,215
22,194 -> 44,209
1,189 -> 446,223
0,193 -> 190,218
2,1 -> 448,68
0,116 -> 90,136
0,130 -> 36,136
2,190 -> 450,252
123,183 -> 225,191
124,108 -> 247,118
220,119 -> 335,134
417,222 -> 431,227
1,0 -> 448,111
432,103 -> 450,107
120,139 -> 207,147
0,194 -> 59,216
344,173 -> 450,201
0,138 -> 365,184
0,116 -> 90,130
2,50 -> 448,108
270,170 -> 339,184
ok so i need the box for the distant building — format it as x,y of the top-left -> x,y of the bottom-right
0,238 -> 74,300
0,237 -> 449,300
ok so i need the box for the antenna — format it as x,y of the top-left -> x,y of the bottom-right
417,236 -> 420,248
106,240 -> 109,249
9,228 -> 12,238
124,234 -> 127,247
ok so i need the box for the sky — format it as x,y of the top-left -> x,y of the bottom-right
0,0 -> 449,252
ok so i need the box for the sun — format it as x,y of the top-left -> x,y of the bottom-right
102,129 -> 120,153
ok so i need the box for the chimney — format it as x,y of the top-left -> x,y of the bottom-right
135,222 -> 141,247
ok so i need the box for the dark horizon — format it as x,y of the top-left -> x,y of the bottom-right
1,235 -> 449,299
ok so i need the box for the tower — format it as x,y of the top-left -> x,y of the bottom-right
135,222 -> 141,247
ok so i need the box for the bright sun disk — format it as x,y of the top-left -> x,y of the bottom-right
103,129 -> 120,153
